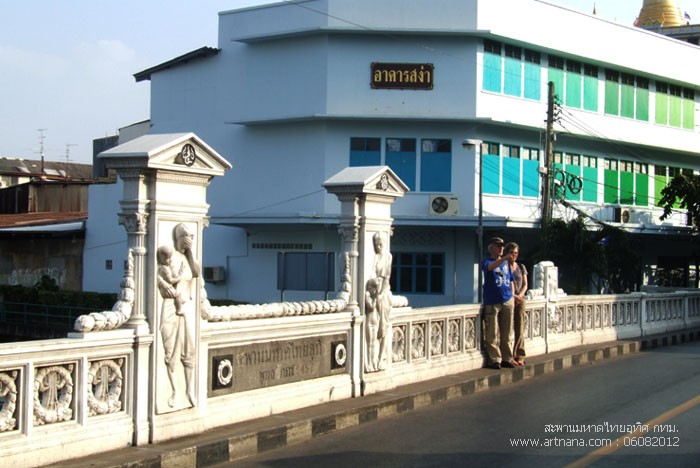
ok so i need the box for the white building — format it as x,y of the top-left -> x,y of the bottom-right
84,0 -> 700,306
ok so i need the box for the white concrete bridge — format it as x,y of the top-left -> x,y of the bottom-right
1,134 -> 699,467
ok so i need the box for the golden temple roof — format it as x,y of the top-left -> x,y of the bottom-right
637,0 -> 685,27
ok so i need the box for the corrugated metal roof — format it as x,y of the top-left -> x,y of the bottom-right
0,157 -> 92,180
0,221 -> 85,233
0,211 -> 88,228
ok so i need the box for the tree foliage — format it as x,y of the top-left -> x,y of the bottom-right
658,173 -> 700,230
532,217 -> 641,294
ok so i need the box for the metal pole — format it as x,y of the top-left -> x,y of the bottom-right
542,81 -> 555,227
477,142 -> 483,303
462,138 -> 483,303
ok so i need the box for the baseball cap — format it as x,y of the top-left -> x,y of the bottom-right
489,237 -> 504,246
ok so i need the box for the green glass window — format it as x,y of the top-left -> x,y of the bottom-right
583,65 -> 598,112
653,165 -> 667,205
522,147 -> 540,198
548,55 -> 565,102
504,45 -> 522,97
670,167 -> 682,208
636,77 -> 649,121
655,82 -> 669,125
669,85 -> 682,128
564,153 -> 581,201
683,88 -> 695,130
502,144 -> 520,196
482,141 -> 500,195
620,160 -> 634,205
604,159 -> 619,204
605,69 -> 619,115
582,155 -> 598,203
483,40 -> 502,93
524,50 -> 541,101
565,60 -> 582,108
620,74 -> 634,119
635,163 -> 649,207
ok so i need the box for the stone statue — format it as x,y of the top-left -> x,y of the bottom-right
364,277 -> 380,371
365,231 -> 393,372
158,223 -> 200,408
157,245 -> 186,316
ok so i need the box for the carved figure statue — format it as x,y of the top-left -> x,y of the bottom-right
158,223 -> 200,408
365,278 -> 380,371
365,231 -> 393,372
157,245 -> 185,316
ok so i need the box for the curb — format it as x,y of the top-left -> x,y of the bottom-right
48,329 -> 700,468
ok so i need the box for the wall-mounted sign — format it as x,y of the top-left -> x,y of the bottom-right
371,62 -> 434,90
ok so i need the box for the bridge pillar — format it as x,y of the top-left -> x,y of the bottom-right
100,133 -> 230,443
325,167 -> 408,394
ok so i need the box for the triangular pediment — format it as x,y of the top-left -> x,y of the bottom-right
99,132 -> 232,177
324,166 -> 409,197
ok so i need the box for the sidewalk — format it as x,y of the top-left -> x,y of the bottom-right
46,330 -> 698,468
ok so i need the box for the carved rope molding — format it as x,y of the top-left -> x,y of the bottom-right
206,252 -> 355,321
0,370 -> 18,432
74,250 -> 135,332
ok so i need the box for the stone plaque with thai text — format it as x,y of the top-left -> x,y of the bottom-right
208,333 -> 347,396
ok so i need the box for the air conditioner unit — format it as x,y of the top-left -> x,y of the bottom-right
611,206 -> 622,223
620,208 -> 631,224
629,209 -> 650,224
429,195 -> 460,216
203,266 -> 226,283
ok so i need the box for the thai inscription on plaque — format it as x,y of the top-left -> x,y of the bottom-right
371,62 -> 434,90
208,334 -> 347,396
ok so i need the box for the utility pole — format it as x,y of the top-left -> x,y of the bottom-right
37,129 -> 47,176
541,81 -> 555,227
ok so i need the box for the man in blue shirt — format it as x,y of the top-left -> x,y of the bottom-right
481,237 -> 515,369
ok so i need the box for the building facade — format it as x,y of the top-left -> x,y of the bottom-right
84,0 -> 700,306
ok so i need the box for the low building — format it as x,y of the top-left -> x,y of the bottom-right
0,158 -> 93,290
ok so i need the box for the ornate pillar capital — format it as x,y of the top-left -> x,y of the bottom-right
119,212 -> 149,235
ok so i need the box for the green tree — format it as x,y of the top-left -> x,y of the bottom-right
658,172 -> 700,229
533,217 -> 641,294
657,172 -> 700,287
598,226 -> 642,293
533,217 -> 607,294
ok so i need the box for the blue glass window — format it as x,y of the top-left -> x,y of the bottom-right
350,137 -> 381,167
420,139 -> 451,192
391,252 -> 444,294
386,138 -> 416,191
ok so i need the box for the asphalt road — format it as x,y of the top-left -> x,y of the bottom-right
219,340 -> 700,467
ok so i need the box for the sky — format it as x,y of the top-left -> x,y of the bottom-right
0,0 -> 674,164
